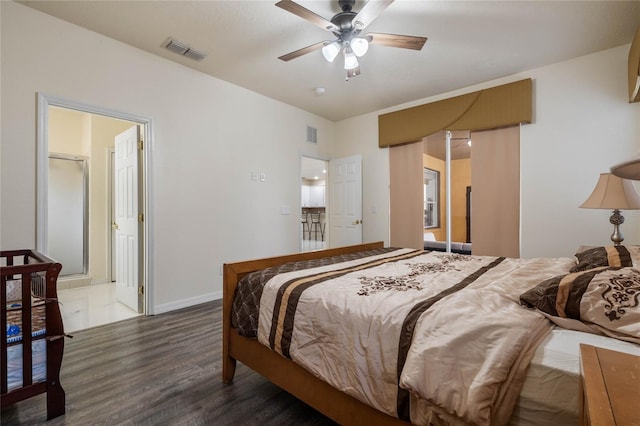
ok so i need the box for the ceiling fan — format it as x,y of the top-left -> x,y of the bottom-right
276,0 -> 427,80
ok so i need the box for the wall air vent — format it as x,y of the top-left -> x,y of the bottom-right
164,38 -> 207,62
307,126 -> 318,144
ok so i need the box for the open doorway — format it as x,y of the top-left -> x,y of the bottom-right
36,94 -> 152,332
301,156 -> 328,252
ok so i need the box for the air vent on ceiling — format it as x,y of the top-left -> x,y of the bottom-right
164,38 -> 207,62
306,126 -> 318,144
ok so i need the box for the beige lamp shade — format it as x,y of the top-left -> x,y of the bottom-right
611,157 -> 640,181
580,173 -> 640,209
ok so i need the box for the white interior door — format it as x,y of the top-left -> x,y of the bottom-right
114,126 -> 141,312
329,155 -> 363,247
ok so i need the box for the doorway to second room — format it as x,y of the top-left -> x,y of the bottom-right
42,104 -> 146,332
301,156 -> 328,252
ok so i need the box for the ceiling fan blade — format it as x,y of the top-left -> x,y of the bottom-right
353,0 -> 394,30
275,0 -> 338,32
278,41 -> 326,61
367,33 -> 428,50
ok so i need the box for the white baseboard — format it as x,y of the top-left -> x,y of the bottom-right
57,275 -> 93,290
153,291 -> 222,315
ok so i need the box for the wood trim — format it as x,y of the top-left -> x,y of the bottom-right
229,329 -> 407,425
378,79 -> 532,147
222,242 -> 412,425
580,344 -> 640,426
579,344 -> 615,426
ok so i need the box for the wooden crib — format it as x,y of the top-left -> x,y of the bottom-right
1,249 -> 66,420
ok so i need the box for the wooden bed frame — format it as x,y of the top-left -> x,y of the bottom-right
222,241 -> 409,425
1,249 -> 66,420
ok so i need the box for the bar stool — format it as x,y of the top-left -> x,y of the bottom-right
319,211 -> 326,241
309,211 -> 325,241
301,211 -> 310,240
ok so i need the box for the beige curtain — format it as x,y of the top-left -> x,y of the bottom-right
389,142 -> 424,250
389,127 -> 520,257
470,126 -> 520,257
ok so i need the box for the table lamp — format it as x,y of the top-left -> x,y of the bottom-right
611,156 -> 640,180
580,173 -> 640,245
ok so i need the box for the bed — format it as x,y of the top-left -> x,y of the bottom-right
222,242 -> 640,425
1,249 -> 66,420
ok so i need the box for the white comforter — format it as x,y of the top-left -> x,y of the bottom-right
257,249 -> 575,425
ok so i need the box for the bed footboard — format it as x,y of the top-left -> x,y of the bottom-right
222,242 -> 384,382
222,242 -> 412,425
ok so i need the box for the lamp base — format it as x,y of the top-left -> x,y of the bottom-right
609,209 -> 625,246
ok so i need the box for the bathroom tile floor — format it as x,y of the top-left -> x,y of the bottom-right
58,282 -> 140,333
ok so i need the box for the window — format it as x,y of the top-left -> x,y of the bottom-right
424,168 -> 439,228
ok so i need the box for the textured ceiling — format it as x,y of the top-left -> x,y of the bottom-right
19,0 -> 640,122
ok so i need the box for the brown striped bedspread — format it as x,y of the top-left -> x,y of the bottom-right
231,247 -> 399,337
247,248 -> 578,425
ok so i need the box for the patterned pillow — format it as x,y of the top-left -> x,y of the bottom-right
520,267 -> 640,343
571,245 -> 639,272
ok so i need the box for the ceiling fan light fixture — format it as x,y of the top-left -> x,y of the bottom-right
275,0 -> 427,80
322,42 -> 341,62
351,37 -> 369,57
346,66 -> 361,79
344,48 -> 359,70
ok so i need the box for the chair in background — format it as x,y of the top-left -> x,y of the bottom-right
301,211 -> 310,240
309,211 -> 325,241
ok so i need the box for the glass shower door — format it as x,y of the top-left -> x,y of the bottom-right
48,155 -> 88,276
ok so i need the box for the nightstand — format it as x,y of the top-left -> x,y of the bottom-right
579,344 -> 640,426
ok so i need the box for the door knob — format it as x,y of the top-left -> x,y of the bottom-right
112,222 -> 119,230
352,219 -> 362,225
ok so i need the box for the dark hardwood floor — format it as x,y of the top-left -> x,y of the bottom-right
2,300 -> 337,425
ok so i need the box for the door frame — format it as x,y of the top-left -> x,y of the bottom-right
108,148 -> 116,282
36,93 -> 154,315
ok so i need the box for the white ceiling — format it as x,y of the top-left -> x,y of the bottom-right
18,0 -> 640,122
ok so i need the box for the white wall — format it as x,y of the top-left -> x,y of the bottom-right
1,2 -> 333,313
520,46 -> 640,257
334,45 -> 640,259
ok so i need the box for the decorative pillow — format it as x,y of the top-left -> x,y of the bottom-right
571,245 -> 639,273
520,267 -> 640,343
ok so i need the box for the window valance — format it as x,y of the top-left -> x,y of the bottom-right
378,78 -> 532,147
